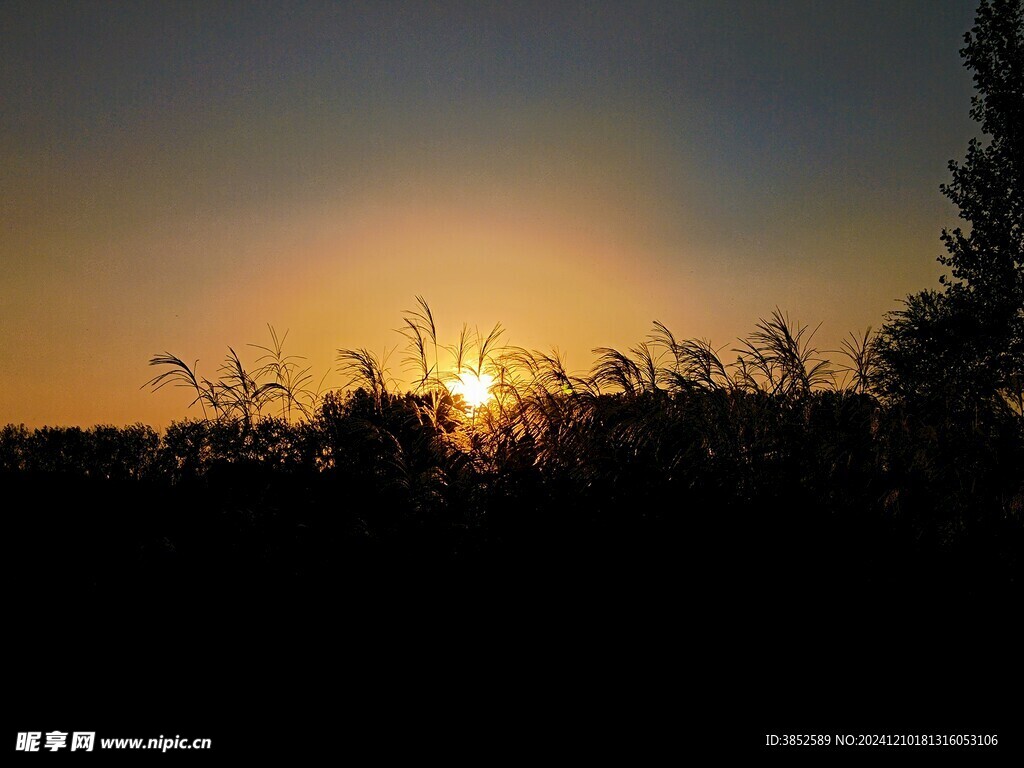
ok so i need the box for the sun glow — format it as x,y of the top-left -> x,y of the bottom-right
451,372 -> 495,409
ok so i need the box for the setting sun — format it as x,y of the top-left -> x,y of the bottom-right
450,371 -> 495,409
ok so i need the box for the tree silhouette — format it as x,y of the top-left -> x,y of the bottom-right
879,0 -> 1023,412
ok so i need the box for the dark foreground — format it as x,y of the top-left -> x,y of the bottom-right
8,470 -> 1022,762
5,385 -> 1023,759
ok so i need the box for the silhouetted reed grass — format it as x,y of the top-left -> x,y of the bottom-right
4,297 -> 1019,614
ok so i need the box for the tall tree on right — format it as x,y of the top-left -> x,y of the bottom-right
878,0 -> 1023,413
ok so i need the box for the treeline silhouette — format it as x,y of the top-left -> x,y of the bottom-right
5,305 -> 1020,613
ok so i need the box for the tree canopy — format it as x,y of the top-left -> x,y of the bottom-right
879,0 -> 1024,412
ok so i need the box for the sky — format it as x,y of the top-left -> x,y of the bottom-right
1,0 -> 982,429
